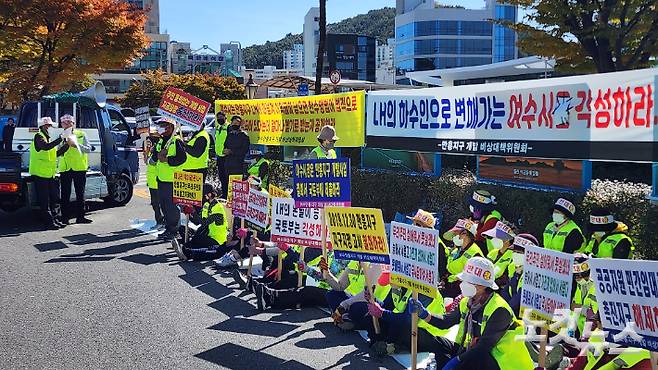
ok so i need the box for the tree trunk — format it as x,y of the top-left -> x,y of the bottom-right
314,0 -> 326,95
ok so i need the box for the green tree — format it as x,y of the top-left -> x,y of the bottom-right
0,0 -> 149,103
504,0 -> 658,73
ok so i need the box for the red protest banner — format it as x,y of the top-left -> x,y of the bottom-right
157,87 -> 210,128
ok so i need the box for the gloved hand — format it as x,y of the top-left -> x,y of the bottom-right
406,298 -> 429,320
367,302 -> 385,318
277,243 -> 290,252
237,228 -> 248,239
442,356 -> 460,370
296,260 -> 306,272
319,257 -> 328,272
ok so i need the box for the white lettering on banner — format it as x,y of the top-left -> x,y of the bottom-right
520,245 -> 574,321
270,197 -> 329,248
366,68 -> 658,161
589,258 -> 658,351
245,188 -> 269,230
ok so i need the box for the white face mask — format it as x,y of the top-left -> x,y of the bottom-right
512,252 -> 524,266
459,281 -> 478,297
452,235 -> 464,247
469,205 -> 475,214
552,212 -> 566,225
593,231 -> 606,239
491,238 -> 504,249
156,126 -> 166,135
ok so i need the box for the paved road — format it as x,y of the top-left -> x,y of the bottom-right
0,177 -> 401,370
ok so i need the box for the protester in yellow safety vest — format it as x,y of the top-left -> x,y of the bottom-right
57,114 -> 92,224
570,253 -> 599,338
29,117 -> 66,230
183,122 -> 210,183
246,149 -> 269,189
468,190 -> 502,255
482,220 -> 517,288
367,210 -> 452,356
408,257 -> 534,370
499,233 -> 538,316
543,197 -> 586,253
144,128 -> 164,229
173,183 -> 229,262
153,117 -> 187,241
585,208 -> 634,259
214,111 -> 229,197
310,125 -> 338,159
441,218 -> 484,298
571,329 -> 651,370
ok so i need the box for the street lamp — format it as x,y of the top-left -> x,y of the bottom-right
245,73 -> 258,99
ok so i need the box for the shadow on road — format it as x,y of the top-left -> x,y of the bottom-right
208,317 -> 299,337
195,343 -> 314,370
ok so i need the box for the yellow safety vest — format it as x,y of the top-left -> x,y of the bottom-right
392,287 -> 413,313
418,293 -> 452,337
58,130 -> 88,172
156,136 -> 184,183
146,161 -> 158,189
247,157 -> 269,188
311,146 -> 336,159
184,129 -> 210,170
307,253 -> 336,290
344,261 -> 365,296
455,293 -> 534,370
205,200 -> 227,245
543,220 -> 585,252
447,243 -> 483,282
585,330 -> 650,370
214,124 -> 228,157
586,233 -> 635,259
573,281 -> 598,335
374,284 -> 392,302
483,210 -> 502,252
29,131 -> 57,178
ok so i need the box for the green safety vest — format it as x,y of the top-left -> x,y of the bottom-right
418,293 -> 452,337
344,261 -> 365,296
585,330 -> 650,370
483,210 -> 502,252
214,124 -> 228,157
156,136 -> 184,183
247,158 -> 269,189
307,252 -> 338,290
184,129 -> 210,170
447,243 -> 484,282
204,200 -> 228,245
392,287 -> 413,313
585,233 -> 635,259
58,130 -> 88,172
573,282 -> 598,335
455,293 -> 534,370
373,284 -> 392,302
486,247 -> 514,280
29,131 -> 57,179
543,220 -> 585,253
146,161 -> 158,189
311,146 -> 337,159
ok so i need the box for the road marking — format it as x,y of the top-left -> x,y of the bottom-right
134,188 -> 150,199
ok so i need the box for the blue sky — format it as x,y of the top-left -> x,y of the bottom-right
160,0 -> 495,49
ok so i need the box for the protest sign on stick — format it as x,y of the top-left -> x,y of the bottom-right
230,180 -> 251,274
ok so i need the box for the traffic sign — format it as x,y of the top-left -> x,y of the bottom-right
329,70 -> 341,85
297,82 -> 309,96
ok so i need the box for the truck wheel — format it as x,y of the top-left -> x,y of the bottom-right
108,174 -> 133,206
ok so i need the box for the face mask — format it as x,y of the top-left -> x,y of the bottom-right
452,235 -> 464,247
552,212 -> 566,225
156,126 -> 166,135
324,141 -> 335,150
469,205 -> 475,214
459,281 -> 478,297
593,231 -> 606,240
491,238 -> 504,249
512,252 -> 524,266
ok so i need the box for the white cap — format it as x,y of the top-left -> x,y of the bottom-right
456,256 -> 498,290
38,117 -> 57,128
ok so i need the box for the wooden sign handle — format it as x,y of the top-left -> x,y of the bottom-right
411,290 -> 419,370
361,262 -> 381,334
321,208 -> 328,280
297,247 -> 305,287
276,252 -> 283,282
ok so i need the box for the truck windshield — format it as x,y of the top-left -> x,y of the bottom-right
18,102 -> 99,129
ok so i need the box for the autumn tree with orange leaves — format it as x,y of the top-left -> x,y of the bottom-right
0,0 -> 149,103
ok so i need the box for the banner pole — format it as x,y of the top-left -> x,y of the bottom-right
276,252 -> 283,282
297,247 -> 305,287
184,214 -> 190,243
361,262 -> 380,334
321,208 -> 328,280
538,326 -> 548,369
243,219 -> 253,277
411,289 -> 419,370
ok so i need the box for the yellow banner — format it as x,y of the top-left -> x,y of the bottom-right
268,184 -> 291,198
215,91 -> 365,147
226,174 -> 242,205
325,207 -> 389,264
173,171 -> 203,207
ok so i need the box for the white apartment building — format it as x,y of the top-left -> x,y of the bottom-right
283,44 -> 304,70
303,7 -> 320,77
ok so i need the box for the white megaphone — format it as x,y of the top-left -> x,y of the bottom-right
78,81 -> 107,108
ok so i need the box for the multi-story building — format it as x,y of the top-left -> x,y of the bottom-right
394,0 -> 518,82
376,38 -> 396,84
323,34 -> 376,82
241,66 -> 303,81
169,41 -> 191,74
303,7 -> 320,76
283,44 -> 305,70
220,43 -> 243,72
125,0 -> 160,34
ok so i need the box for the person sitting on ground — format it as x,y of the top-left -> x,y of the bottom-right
172,183 -> 228,261
440,219 -> 484,298
468,190 -> 502,255
482,220 -> 517,288
584,208 -> 634,259
408,257 -> 535,370
499,233 -> 538,316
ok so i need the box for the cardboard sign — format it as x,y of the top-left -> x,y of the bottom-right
292,158 -> 351,208
157,87 -> 210,128
172,171 -> 203,207
245,187 -> 269,231
269,184 -> 291,199
271,197 -> 328,248
325,207 -> 389,264
520,245 -> 574,322
389,222 -> 440,298
589,258 -> 658,351
215,91 -> 365,147
231,180 -> 249,218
